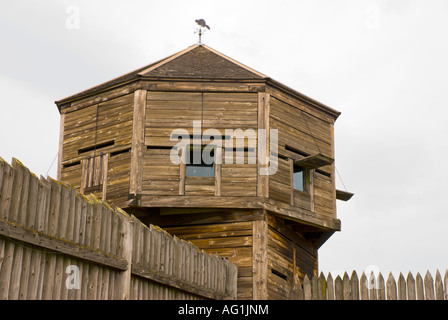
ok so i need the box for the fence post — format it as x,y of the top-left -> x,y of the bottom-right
406,272 -> 416,300
334,275 -> 343,300
386,273 -> 397,300
444,270 -> 448,301
303,275 -> 312,300
424,271 -> 435,300
115,208 -> 133,300
435,270 -> 444,300
416,272 -> 424,300
377,272 -> 385,300
350,271 -> 359,300
326,273 -> 334,300
343,272 -> 351,300
398,273 -> 406,300
360,272 -> 368,300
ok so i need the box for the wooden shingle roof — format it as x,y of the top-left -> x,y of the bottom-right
56,44 -> 340,119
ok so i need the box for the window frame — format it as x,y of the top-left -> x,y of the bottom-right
185,145 -> 216,178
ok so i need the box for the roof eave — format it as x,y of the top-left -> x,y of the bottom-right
266,78 -> 341,120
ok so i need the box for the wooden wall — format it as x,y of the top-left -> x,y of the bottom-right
0,157 -> 237,300
60,93 -> 134,207
156,211 -> 257,300
143,91 -> 258,198
266,215 -> 317,300
268,87 -> 336,219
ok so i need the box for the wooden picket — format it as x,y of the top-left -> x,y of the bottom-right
300,269 -> 447,300
0,157 -> 237,300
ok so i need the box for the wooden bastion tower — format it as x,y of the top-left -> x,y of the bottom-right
55,44 -> 352,300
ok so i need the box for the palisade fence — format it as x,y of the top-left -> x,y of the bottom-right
0,157 -> 237,300
299,270 -> 448,300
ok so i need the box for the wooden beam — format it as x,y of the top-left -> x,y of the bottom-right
295,153 -> 334,169
101,153 -> 109,201
215,146 -> 222,196
132,263 -> 234,300
0,219 -> 128,271
179,145 -> 186,195
129,89 -> 147,196
252,218 -> 268,300
57,113 -> 65,181
257,92 -> 270,198
336,189 -> 354,202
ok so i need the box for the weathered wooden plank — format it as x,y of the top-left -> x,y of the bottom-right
0,219 -> 127,271
130,89 -> 146,195
406,272 -> 416,300
398,273 -> 406,300
252,219 -> 267,300
386,272 -> 397,300
424,271 -> 435,300
350,271 -> 359,300
435,270 -> 444,300
360,272 -> 368,300
18,244 -> 32,300
377,272 -> 385,300
326,273 -> 334,300
0,159 -> 15,221
416,272 -> 425,300
8,241 -> 24,299
334,275 -> 343,300
303,275 -> 312,300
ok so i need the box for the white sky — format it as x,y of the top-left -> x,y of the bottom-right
1,0 -> 447,279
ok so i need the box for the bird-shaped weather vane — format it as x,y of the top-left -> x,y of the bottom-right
195,19 -> 210,45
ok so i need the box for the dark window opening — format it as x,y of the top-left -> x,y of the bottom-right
271,268 -> 288,281
78,140 -> 114,155
186,146 -> 215,178
293,165 -> 304,192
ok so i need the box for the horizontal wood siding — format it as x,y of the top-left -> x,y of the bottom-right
313,172 -> 334,218
267,215 -> 317,300
106,150 -> 131,207
202,92 -> 258,130
144,91 -> 259,198
60,94 -> 134,205
62,94 -> 134,163
163,221 -> 254,300
142,148 -> 179,196
269,92 -> 335,217
269,157 -> 290,203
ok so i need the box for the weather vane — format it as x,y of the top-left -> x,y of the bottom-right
195,19 -> 210,45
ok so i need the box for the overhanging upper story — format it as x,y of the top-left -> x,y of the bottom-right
56,44 -> 346,233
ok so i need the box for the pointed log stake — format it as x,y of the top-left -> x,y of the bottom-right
377,272 -> 385,300
416,272 -> 425,300
343,272 -> 351,300
350,271 -> 359,300
434,270 -> 444,300
360,272 -> 368,300
424,271 -> 435,300
319,272 -> 327,300
406,272 -> 416,300
369,271 -> 377,300
327,273 -> 334,300
386,272 -> 397,300
398,273 -> 406,300
303,275 -> 312,300
444,270 -> 448,301
334,275 -> 343,300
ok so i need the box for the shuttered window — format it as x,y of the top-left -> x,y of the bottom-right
81,153 -> 107,194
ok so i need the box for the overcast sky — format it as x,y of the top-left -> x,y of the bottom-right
1,0 -> 447,279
